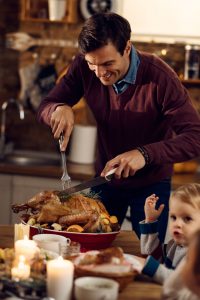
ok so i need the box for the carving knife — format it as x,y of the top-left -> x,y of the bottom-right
58,168 -> 117,201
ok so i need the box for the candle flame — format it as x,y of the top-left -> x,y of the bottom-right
19,255 -> 26,262
11,253 -> 30,281
58,256 -> 64,262
19,260 -> 25,269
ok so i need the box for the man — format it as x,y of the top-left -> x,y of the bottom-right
37,13 -> 200,242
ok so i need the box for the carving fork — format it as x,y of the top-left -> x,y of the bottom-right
59,133 -> 71,190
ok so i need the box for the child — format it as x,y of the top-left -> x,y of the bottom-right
139,183 -> 200,284
162,229 -> 200,299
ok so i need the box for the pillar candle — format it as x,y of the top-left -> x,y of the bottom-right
47,256 -> 74,300
14,223 -> 30,242
15,235 -> 38,261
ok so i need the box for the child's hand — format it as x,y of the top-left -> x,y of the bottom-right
131,255 -> 146,273
144,194 -> 165,223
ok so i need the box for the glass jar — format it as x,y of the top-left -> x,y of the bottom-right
184,45 -> 200,79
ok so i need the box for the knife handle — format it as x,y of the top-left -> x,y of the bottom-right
105,167 -> 118,181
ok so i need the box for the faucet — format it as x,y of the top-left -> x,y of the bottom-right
0,98 -> 25,157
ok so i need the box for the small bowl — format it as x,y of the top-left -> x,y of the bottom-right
74,276 -> 119,300
32,233 -> 70,254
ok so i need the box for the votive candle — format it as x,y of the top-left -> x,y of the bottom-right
11,255 -> 30,280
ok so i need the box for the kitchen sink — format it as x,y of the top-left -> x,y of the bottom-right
1,150 -> 61,166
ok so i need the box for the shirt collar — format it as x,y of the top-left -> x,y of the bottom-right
113,45 -> 140,94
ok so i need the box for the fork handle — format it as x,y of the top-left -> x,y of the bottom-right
61,151 -> 67,172
59,132 -> 65,151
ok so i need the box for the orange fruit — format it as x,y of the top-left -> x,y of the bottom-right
66,225 -> 84,233
110,216 -> 118,224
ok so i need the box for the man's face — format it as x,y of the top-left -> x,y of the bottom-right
85,41 -> 131,85
169,197 -> 200,246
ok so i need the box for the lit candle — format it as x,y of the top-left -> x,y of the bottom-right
15,235 -> 38,261
47,256 -> 74,300
11,255 -> 30,280
14,223 -> 30,242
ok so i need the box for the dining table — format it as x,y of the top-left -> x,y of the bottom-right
0,225 -> 162,300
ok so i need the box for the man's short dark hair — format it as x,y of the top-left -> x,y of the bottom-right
78,12 -> 131,56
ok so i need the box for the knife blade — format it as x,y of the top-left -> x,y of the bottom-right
58,168 -> 117,201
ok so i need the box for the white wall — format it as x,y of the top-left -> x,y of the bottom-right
120,0 -> 200,44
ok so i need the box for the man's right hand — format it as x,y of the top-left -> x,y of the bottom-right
50,105 -> 74,151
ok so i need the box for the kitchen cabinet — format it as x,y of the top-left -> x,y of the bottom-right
21,0 -> 79,24
11,175 -> 61,224
21,0 -> 49,21
0,175 -> 12,224
0,174 -> 80,224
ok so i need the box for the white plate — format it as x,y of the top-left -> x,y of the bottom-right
73,251 -> 143,273
124,254 -> 143,272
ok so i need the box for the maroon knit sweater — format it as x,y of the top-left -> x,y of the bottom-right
37,51 -> 200,189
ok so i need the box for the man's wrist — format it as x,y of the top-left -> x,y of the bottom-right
136,146 -> 150,165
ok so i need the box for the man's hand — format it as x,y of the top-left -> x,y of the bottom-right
144,194 -> 164,223
50,105 -> 74,151
101,149 -> 145,178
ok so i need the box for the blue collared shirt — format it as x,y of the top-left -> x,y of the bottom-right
113,46 -> 140,94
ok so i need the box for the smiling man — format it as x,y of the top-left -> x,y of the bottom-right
37,13 -> 200,242
85,42 -> 131,85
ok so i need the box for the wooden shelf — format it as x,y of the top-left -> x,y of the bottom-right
21,0 -> 49,21
20,17 -> 68,24
181,79 -> 200,86
21,0 -> 79,24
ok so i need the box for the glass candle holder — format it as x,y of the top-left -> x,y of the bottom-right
60,241 -> 81,258
11,254 -> 30,281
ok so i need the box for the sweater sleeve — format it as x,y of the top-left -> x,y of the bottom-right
142,255 -> 173,284
139,220 -> 160,255
143,76 -> 200,164
142,241 -> 187,285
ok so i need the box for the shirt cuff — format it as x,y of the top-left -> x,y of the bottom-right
142,255 -> 160,277
139,220 -> 158,234
136,146 -> 150,165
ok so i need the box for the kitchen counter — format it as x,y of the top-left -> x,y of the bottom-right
0,160 -> 200,188
0,161 -> 95,181
0,162 -> 200,224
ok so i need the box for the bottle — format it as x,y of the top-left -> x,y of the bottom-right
184,45 -> 200,79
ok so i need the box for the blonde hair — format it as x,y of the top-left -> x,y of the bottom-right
170,183 -> 200,210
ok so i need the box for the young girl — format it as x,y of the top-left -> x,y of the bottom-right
138,183 -> 200,284
162,229 -> 200,299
